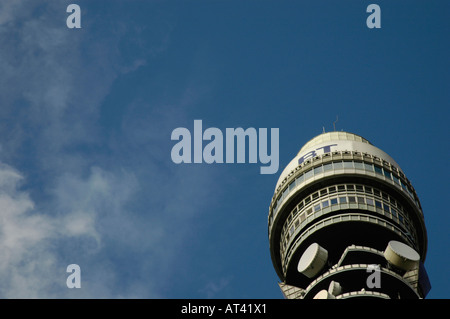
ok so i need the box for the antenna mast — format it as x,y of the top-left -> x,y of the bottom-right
333,115 -> 339,131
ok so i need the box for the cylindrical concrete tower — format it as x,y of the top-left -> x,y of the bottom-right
268,132 -> 431,299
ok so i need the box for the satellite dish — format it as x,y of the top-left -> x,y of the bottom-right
297,243 -> 328,278
313,289 -> 335,299
328,280 -> 342,296
384,240 -> 420,271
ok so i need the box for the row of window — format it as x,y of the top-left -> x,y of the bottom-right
280,190 -> 416,251
288,183 -> 405,222
276,149 -> 404,194
281,212 -> 416,270
269,159 -> 420,228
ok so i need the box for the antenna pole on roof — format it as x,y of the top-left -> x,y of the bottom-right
333,115 -> 339,131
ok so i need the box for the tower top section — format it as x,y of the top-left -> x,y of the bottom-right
298,132 -> 371,155
275,131 -> 403,191
268,130 -> 430,298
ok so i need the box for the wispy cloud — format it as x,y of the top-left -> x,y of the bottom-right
199,276 -> 233,299
0,163 -> 80,298
0,1 -> 220,298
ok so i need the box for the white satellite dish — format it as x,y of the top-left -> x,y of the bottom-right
297,243 -> 328,278
383,240 -> 420,271
328,280 -> 342,296
313,289 -> 336,299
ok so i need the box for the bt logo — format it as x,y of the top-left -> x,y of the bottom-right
298,144 -> 337,165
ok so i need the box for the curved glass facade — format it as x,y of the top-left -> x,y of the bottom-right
280,182 -> 418,254
270,154 -> 421,226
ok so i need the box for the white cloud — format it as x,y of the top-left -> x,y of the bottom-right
200,276 -> 232,299
0,1 -> 221,298
0,0 -> 28,26
0,1 -> 141,297
0,163 -> 66,298
0,161 -> 142,298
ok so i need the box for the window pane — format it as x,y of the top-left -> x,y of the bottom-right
348,196 -> 356,203
357,197 -> 365,204
353,162 -> 363,170
383,203 -> 390,212
364,163 -> 373,172
314,166 -> 323,175
289,180 -> 296,191
393,175 -> 400,185
296,174 -> 304,184
374,165 -> 383,174
366,198 -> 374,206
375,200 -> 382,208
323,163 -> 332,171
289,226 -> 294,235
339,197 -> 347,203
343,161 -> 353,169
322,200 -> 329,208
401,181 -> 408,191
391,208 -> 397,217
331,198 -> 338,205
334,161 -> 343,169
314,204 -> 321,212
305,169 -> 313,180
329,186 -> 336,193
383,169 -> 391,179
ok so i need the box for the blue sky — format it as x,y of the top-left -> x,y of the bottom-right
0,0 -> 448,298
